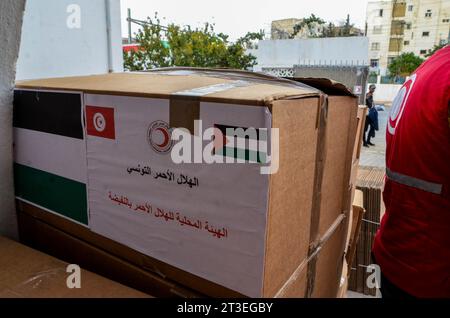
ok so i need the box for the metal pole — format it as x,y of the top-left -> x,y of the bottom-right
105,0 -> 113,72
128,8 -> 132,44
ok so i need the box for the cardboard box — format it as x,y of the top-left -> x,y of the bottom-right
0,236 -> 149,298
348,167 -> 385,296
352,106 -> 367,164
14,69 -> 358,297
17,203 -> 349,298
17,208 -> 204,298
345,190 -> 365,269
337,259 -> 349,298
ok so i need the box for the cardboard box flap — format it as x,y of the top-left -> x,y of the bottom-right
147,67 -> 318,90
0,236 -> 149,298
16,70 -> 320,105
287,77 -> 355,97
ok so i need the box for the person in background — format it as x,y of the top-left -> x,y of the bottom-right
372,45 -> 450,298
363,84 -> 379,147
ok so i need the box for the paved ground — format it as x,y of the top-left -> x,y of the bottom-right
359,106 -> 389,169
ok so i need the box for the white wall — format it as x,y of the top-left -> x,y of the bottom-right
16,0 -> 123,81
253,37 -> 369,71
373,83 -> 402,103
0,0 -> 26,239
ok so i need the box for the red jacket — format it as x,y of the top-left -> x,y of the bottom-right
373,46 -> 450,298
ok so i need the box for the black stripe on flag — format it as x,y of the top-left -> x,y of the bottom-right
13,90 -> 83,140
214,124 -> 264,141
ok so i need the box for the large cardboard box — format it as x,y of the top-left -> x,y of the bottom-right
0,236 -> 149,298
14,69 -> 358,297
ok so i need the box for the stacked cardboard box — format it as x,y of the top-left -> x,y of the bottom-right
14,69 -> 358,297
345,190 -> 365,273
0,236 -> 149,298
348,166 -> 385,296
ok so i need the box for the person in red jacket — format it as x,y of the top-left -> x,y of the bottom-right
372,45 -> 450,298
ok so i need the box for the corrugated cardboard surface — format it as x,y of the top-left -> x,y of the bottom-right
346,190 -> 365,270
0,236 -> 149,298
14,70 -> 359,298
337,258 -> 349,298
349,167 -> 385,296
263,97 -> 319,297
18,199 -> 347,299
16,72 -> 317,106
352,107 -> 367,163
288,77 -> 355,97
17,201 -> 236,298
318,96 -> 358,237
312,219 -> 347,298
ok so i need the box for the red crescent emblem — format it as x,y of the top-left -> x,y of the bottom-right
388,74 -> 417,135
148,120 -> 173,154
155,127 -> 170,148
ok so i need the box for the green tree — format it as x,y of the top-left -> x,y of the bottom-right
291,14 -> 325,38
291,14 -> 358,38
388,52 -> 424,77
123,14 -> 263,71
425,42 -> 448,57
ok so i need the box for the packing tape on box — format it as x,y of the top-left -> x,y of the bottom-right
145,68 -> 323,135
305,95 -> 328,298
169,80 -> 254,135
274,213 -> 346,298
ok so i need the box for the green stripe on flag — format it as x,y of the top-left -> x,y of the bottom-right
14,163 -> 88,225
216,147 -> 267,164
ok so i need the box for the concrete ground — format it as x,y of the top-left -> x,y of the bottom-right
359,106 -> 389,169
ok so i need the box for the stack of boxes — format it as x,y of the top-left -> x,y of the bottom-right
14,69 -> 359,297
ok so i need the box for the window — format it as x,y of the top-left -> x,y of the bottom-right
420,49 -> 427,54
404,40 -> 410,45
406,23 -> 412,30
408,5 -> 413,12
371,42 -> 380,50
422,31 -> 430,37
388,57 -> 396,65
373,26 -> 382,34
370,59 -> 379,68
425,10 -> 432,18
443,19 -> 450,23
379,9 -> 383,17
440,39 -> 448,45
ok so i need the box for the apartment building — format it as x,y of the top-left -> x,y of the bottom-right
366,0 -> 450,75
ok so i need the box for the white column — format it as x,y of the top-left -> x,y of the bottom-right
0,0 -> 26,239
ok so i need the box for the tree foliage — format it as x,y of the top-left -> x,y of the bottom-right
124,14 -> 264,71
388,52 -> 424,77
290,14 -> 358,38
425,43 -> 448,57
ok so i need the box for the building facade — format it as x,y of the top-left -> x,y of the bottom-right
252,37 -> 369,103
366,0 -> 450,76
